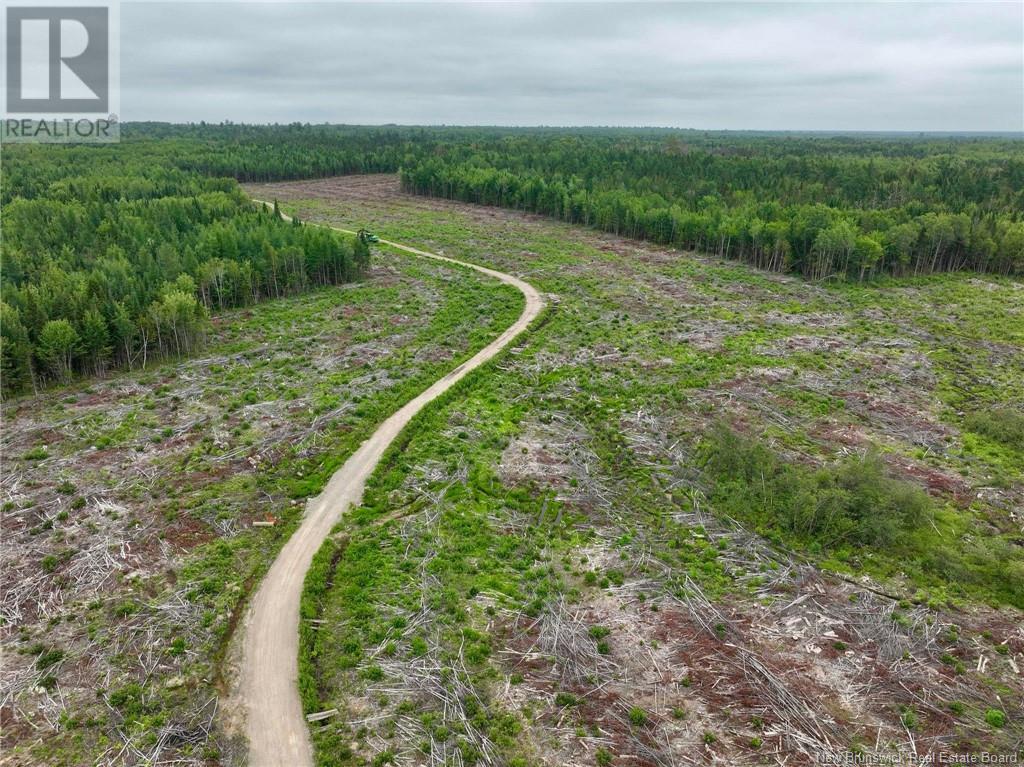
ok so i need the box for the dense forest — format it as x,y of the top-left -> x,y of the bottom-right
1,139 -> 369,396
398,132 -> 1024,279
3,125 -> 1022,395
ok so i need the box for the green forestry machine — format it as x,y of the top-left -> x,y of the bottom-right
357,228 -> 380,244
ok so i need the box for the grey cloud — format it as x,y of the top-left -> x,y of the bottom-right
121,1 -> 1024,130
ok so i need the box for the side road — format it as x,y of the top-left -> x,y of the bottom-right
235,202 -> 544,766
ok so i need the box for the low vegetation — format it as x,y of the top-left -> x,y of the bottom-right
253,176 -> 1022,767
964,408 -> 1024,452
701,425 -> 933,549
0,248 -> 521,766
700,425 -> 1024,608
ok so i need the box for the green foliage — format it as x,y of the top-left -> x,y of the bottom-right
985,709 -> 1006,728
900,707 -> 919,730
555,692 -> 581,707
1,142 -> 369,396
112,600 -> 139,618
699,425 -> 1024,608
964,409 -> 1024,451
398,131 -> 1024,279
35,648 -> 64,670
700,425 -> 931,549
627,706 -> 648,727
107,683 -> 154,721
298,538 -> 340,714
37,320 -> 80,381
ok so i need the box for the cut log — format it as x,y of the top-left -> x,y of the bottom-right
305,709 -> 338,723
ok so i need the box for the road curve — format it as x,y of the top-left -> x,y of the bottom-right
237,202 -> 544,766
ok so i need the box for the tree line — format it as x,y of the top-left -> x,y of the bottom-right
397,132 -> 1024,278
1,143 -> 369,396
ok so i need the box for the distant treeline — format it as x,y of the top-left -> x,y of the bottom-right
3,125 -> 1022,394
130,124 -> 1024,279
398,132 -> 1024,279
1,140 -> 369,396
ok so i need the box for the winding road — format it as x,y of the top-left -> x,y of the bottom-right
236,203 -> 544,766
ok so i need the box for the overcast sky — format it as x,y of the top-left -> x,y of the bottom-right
121,1 -> 1024,131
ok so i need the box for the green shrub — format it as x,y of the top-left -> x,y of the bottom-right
628,706 -> 648,727
39,674 -> 58,691
691,425 -> 1024,609
700,424 -> 931,550
112,600 -> 138,618
985,709 -> 1006,728
108,683 -> 151,720
900,708 -> 918,730
965,409 -> 1024,451
35,648 -> 64,670
362,665 -> 385,681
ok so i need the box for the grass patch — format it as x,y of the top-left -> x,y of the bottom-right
964,408 -> 1024,452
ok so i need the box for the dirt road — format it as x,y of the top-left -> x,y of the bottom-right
236,204 -> 544,766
